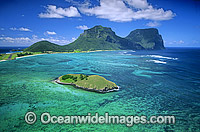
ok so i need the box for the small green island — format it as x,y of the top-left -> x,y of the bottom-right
55,74 -> 119,93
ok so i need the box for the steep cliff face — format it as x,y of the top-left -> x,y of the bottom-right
65,25 -> 122,51
125,28 -> 165,50
66,26 -> 164,51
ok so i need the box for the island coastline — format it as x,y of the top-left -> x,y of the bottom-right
0,50 -> 115,62
54,74 -> 119,93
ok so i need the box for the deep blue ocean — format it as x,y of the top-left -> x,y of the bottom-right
0,47 -> 199,131
0,47 -> 27,54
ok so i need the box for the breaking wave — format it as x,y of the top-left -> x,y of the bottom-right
146,60 -> 167,64
142,55 -> 178,60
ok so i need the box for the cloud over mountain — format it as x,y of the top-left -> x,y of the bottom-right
39,5 -> 81,18
45,31 -> 56,35
146,21 -> 160,27
80,0 -> 175,22
76,25 -> 89,30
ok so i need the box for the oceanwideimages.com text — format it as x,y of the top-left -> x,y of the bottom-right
25,112 -> 175,127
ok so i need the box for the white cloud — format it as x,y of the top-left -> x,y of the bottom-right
19,27 -> 31,31
168,40 -> 184,45
124,0 -> 148,9
42,38 -> 74,45
1,28 -> 5,30
76,25 -> 89,30
80,0 -> 134,22
39,5 -> 81,18
71,37 -> 77,42
46,31 -> 56,35
32,35 -> 38,39
179,40 -> 184,44
80,0 -> 175,22
0,35 -> 76,45
10,27 -> 31,32
10,27 -> 17,31
65,0 -> 80,5
65,0 -> 91,7
132,6 -> 175,21
0,37 -> 31,43
146,21 -> 160,27
38,37 -> 75,45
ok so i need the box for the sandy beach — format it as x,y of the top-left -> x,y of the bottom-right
0,53 -> 46,62
15,53 -> 47,59
0,60 -> 7,62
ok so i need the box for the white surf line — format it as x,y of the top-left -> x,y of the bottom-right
146,60 -> 167,64
16,54 -> 47,59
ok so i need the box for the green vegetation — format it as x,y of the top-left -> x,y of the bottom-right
73,49 -> 81,53
0,54 -> 10,60
64,25 -> 122,51
11,53 -> 18,60
24,41 -> 65,52
59,74 -> 117,90
24,25 -> 165,52
125,28 -> 165,50
0,52 -> 45,61
61,74 -> 78,83
0,53 -> 17,60
17,52 -> 33,57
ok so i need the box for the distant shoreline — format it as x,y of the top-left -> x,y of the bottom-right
0,50 -> 115,62
15,53 -> 47,59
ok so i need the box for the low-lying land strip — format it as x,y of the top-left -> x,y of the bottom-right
0,52 -> 43,61
0,50 -> 114,62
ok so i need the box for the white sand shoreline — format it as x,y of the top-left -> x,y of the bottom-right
0,53 -> 46,62
0,60 -> 7,62
0,50 -> 115,62
15,53 -> 46,59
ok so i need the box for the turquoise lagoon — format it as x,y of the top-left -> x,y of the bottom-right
0,48 -> 200,131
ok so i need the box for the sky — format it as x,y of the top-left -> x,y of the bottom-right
0,0 -> 200,47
